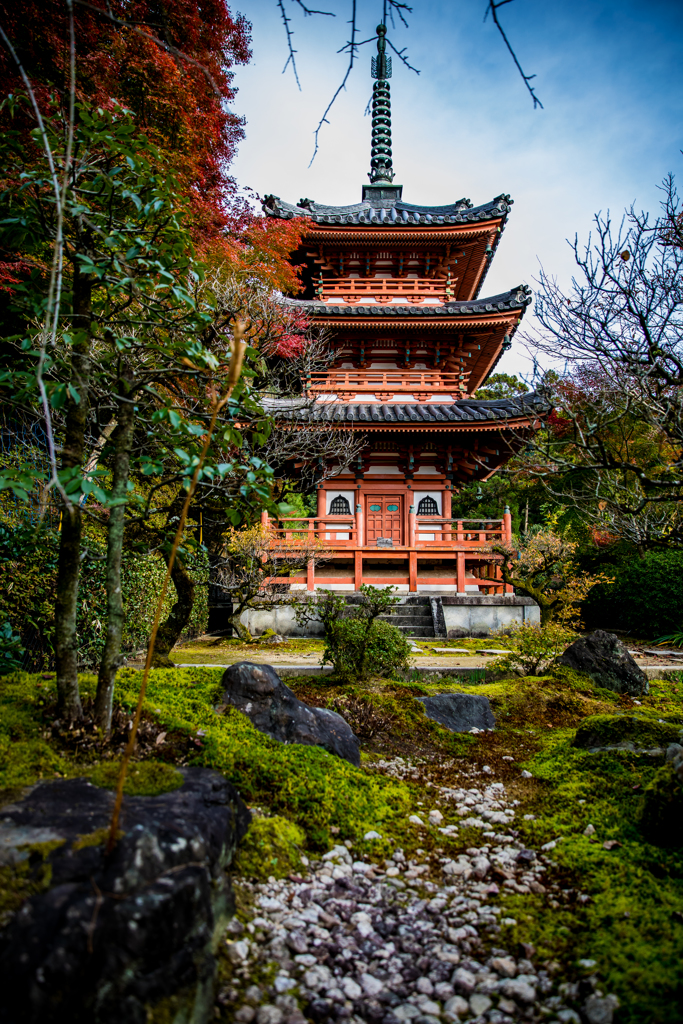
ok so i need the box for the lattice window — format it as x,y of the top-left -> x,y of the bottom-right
417,496 -> 439,515
330,495 -> 351,515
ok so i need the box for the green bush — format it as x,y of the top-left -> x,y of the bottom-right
493,621 -> 577,675
0,521 -> 209,668
583,550 -> 683,636
325,618 -> 412,681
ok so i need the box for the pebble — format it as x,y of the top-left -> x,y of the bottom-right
223,754 -> 615,1024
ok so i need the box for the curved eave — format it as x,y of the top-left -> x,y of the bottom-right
290,287 -> 531,320
263,196 -> 512,229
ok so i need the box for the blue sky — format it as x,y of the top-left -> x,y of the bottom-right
230,0 -> 683,377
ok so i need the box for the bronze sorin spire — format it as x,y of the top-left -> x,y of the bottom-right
369,24 -> 394,184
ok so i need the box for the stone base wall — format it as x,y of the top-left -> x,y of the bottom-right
441,595 -> 540,637
218,595 -> 540,639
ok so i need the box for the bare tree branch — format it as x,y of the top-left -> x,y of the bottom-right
485,0 -> 544,110
309,0 -> 359,167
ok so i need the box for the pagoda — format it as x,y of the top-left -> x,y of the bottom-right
262,25 -> 542,596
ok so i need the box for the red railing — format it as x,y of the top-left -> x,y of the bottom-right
261,511 -> 512,552
410,516 -> 511,547
307,370 -> 467,400
259,510 -> 513,593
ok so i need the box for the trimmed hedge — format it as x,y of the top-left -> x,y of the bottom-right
583,550 -> 683,637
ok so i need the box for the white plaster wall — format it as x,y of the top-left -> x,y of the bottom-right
413,490 -> 442,540
324,489 -> 355,538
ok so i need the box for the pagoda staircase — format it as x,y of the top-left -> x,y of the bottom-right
344,594 -> 447,638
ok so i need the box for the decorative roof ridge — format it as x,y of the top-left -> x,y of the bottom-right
262,193 -> 512,225
282,284 -> 532,317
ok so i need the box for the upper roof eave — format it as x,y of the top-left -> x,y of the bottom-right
262,193 -> 512,228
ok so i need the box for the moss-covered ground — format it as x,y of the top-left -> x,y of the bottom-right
1,666 -> 682,1022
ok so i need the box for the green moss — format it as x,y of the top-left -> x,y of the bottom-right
0,837 -> 64,921
573,714 -> 683,750
72,827 -> 123,851
233,815 -> 306,880
637,763 -> 683,847
505,690 -> 683,1024
90,760 -> 184,796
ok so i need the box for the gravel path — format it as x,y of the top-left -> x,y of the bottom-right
221,758 -> 618,1024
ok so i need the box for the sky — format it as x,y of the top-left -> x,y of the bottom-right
228,0 -> 683,379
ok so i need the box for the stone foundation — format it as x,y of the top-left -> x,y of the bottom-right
442,595 -> 540,637
211,594 -> 540,639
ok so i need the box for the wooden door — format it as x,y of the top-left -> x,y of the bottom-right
366,495 -> 404,545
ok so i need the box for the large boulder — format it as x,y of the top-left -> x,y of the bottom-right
0,769 -> 249,1024
555,629 -> 648,696
417,692 -> 495,733
220,662 -> 360,766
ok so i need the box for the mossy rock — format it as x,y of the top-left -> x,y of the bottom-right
90,760 -> 184,796
573,715 -> 683,752
233,815 -> 306,881
637,762 -> 683,847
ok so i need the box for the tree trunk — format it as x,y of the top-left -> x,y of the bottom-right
149,557 -> 196,667
229,610 -> 254,643
54,269 -> 93,722
94,370 -> 135,731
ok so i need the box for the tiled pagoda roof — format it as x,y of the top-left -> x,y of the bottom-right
286,286 -> 531,319
268,393 -> 545,426
263,193 -> 512,227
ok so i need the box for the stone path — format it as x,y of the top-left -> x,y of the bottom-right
221,758 -> 618,1024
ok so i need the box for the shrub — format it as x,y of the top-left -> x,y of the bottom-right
324,618 -> 412,682
0,520 -> 209,669
494,621 -> 577,675
583,550 -> 683,637
301,585 -> 411,682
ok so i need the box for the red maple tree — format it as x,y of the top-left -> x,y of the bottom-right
0,0 -> 305,290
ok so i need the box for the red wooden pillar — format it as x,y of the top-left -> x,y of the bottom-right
442,486 -> 452,542
503,505 -> 512,544
355,502 -> 364,548
261,509 -> 269,527
457,551 -> 466,593
354,550 -> 363,590
307,518 -> 315,591
503,505 -> 514,592
409,551 -> 417,592
317,486 -> 326,518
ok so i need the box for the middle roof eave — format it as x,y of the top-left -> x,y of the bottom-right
285,285 -> 532,319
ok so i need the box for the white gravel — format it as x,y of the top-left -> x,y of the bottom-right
220,757 -> 618,1024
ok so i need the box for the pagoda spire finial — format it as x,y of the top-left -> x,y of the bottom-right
369,24 -> 394,185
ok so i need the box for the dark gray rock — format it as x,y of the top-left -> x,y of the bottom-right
0,769 -> 249,1024
416,692 -> 495,732
220,662 -> 360,766
555,630 -> 648,696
